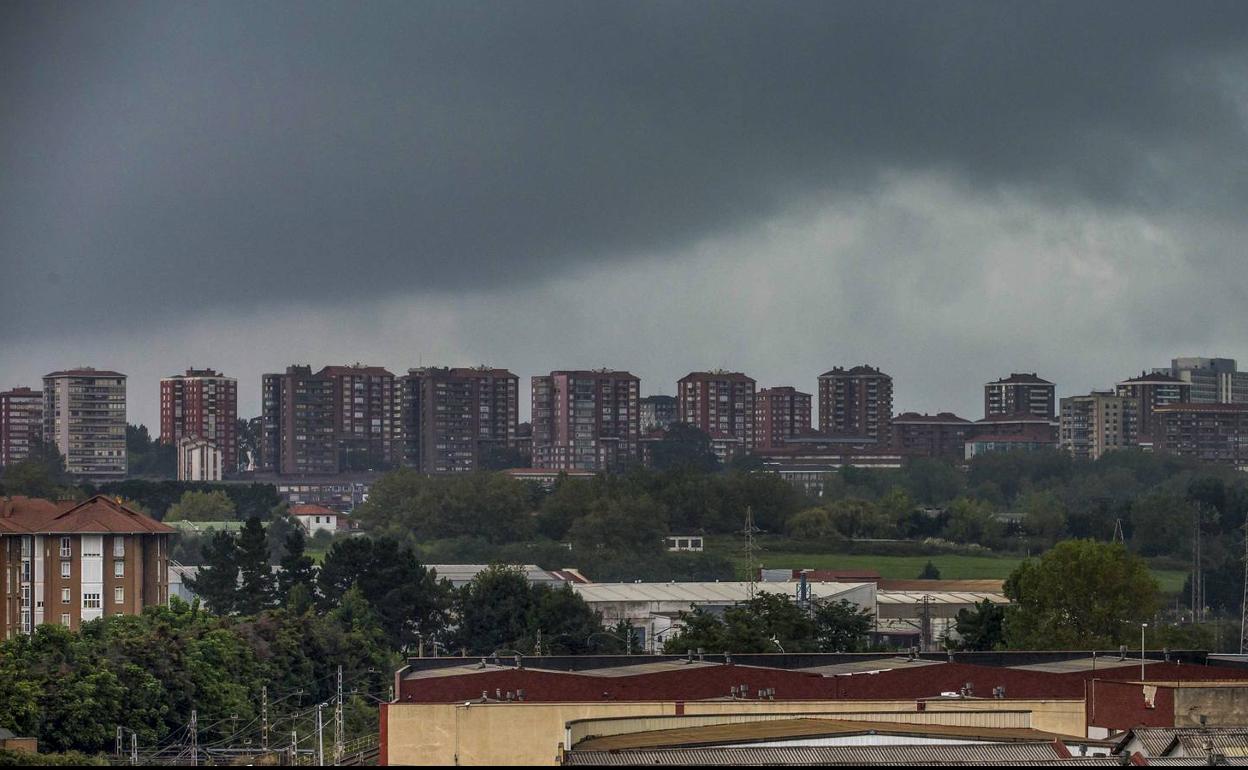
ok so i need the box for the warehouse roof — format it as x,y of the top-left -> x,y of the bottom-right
573,581 -> 868,604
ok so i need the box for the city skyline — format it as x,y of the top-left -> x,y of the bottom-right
5,4 -> 1248,436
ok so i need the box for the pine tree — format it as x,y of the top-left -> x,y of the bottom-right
235,517 -> 275,615
276,526 -> 317,609
186,530 -> 240,615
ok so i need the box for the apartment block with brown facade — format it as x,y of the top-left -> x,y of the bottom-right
0,495 -> 173,639
261,364 -> 398,475
891,411 -> 973,458
400,366 -> 519,473
1151,403 -> 1248,466
677,371 -> 757,458
1115,371 -> 1190,446
160,368 -> 238,472
817,365 -> 893,445
532,370 -> 640,471
754,386 -> 811,450
1,387 -> 43,468
983,373 -> 1055,420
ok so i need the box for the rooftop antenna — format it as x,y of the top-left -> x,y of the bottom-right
741,506 -> 761,600
1112,518 -> 1125,544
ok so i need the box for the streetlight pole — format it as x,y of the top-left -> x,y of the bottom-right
1141,623 -> 1149,681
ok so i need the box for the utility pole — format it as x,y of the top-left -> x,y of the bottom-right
116,726 -> 123,759
1239,521 -> 1248,654
290,729 -> 298,766
316,703 -> 326,767
1112,518 -> 1124,544
742,506 -> 761,599
334,665 -> 345,765
189,709 -> 198,767
130,732 -> 137,766
262,685 -> 269,753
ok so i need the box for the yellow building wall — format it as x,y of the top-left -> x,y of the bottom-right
384,698 -> 1086,766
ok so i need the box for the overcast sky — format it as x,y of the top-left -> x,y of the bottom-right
3,1 -> 1248,428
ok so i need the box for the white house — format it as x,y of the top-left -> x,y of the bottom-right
290,503 -> 339,535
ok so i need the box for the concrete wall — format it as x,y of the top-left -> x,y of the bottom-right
383,698 -> 1085,766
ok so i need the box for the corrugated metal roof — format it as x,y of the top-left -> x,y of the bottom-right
877,591 -> 1009,605
564,742 -> 1062,765
795,657 -> 941,676
574,581 -> 868,604
572,717 -> 1064,751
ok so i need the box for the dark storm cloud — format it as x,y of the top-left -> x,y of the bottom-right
1,1 -> 1246,336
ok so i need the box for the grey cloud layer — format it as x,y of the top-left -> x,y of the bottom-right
3,1 -> 1247,336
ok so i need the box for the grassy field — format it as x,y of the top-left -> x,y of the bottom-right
718,548 -> 1189,593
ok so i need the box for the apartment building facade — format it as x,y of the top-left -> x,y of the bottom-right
891,412 -> 973,458
677,372 -> 757,458
0,495 -> 172,639
160,368 -> 238,472
0,388 -> 43,468
400,366 -> 519,473
1167,357 -> 1248,404
817,365 -> 893,445
754,386 -> 812,450
1058,391 -> 1134,461
261,364 -> 398,475
983,373 -> 1055,420
531,370 -> 640,471
640,395 -> 678,432
42,369 -> 127,479
1151,403 -> 1248,466
1115,372 -> 1190,445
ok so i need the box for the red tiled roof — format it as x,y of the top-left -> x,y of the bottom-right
1117,371 -> 1187,385
291,504 -> 338,516
1,495 -> 172,534
894,412 -> 972,424
679,371 -> 756,383
316,364 -> 395,378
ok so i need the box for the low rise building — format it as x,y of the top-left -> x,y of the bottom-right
891,411 -> 974,459
290,503 -> 340,535
177,437 -> 224,481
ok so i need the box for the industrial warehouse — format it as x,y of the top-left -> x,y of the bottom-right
381,651 -> 1248,765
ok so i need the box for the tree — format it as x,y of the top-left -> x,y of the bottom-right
166,490 -> 237,522
952,599 -> 1007,651
125,424 -> 176,478
814,599 -> 873,652
452,566 -> 610,655
942,497 -> 1003,547
276,527 -> 318,608
0,435 -> 71,498
567,495 -> 668,553
649,423 -> 720,473
186,531 -> 240,614
318,536 -> 451,649
917,560 -> 941,579
235,517 -> 275,615
1003,539 -> 1161,649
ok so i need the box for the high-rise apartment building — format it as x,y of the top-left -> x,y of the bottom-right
754,386 -> 811,450
160,368 -> 238,472
400,366 -> 519,473
1165,357 -> 1248,404
42,369 -> 127,479
1,388 -> 43,468
531,370 -> 640,471
677,372 -> 757,455
983,373 -> 1055,420
1059,391 -> 1134,461
1151,403 -> 1248,466
0,495 -> 172,638
640,395 -> 678,432
1115,372 -> 1189,445
817,366 -> 893,444
891,412 -> 973,458
261,364 -> 398,475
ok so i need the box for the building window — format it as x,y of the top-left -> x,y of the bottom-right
61,588 -> 71,604
83,593 -> 101,609
60,613 -> 71,627
113,538 -> 125,558
114,560 -> 124,578
60,537 -> 72,558
114,587 -> 124,605
60,561 -> 71,579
